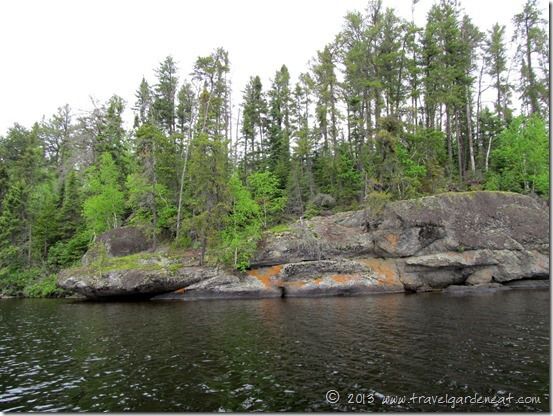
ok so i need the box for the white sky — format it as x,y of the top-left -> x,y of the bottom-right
0,0 -> 548,136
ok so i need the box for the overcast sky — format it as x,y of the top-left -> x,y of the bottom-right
0,0 -> 548,135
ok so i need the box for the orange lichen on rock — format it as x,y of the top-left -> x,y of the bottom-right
331,274 -> 354,284
248,265 -> 283,287
174,287 -> 186,294
358,258 -> 402,287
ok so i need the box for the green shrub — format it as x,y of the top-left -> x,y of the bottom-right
23,274 -> 63,298
364,191 -> 393,214
0,267 -> 41,297
48,230 -> 92,268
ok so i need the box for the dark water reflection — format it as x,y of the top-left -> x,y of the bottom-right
0,290 -> 549,411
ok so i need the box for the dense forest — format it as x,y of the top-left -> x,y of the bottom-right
0,0 -> 549,296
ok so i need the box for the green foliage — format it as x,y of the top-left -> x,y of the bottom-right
0,267 -> 40,296
395,143 -> 426,198
153,56 -> 179,134
47,230 -> 92,268
220,174 -> 262,271
183,131 -> 230,264
304,202 -> 321,219
83,153 -> 126,234
0,267 -> 61,298
334,144 -> 362,206
486,115 -> 549,195
126,172 -> 176,234
363,191 -> 393,215
23,274 -> 63,298
513,0 -> 549,116
247,171 -> 287,227
403,128 -> 447,194
0,180 -> 26,268
267,65 -> 292,187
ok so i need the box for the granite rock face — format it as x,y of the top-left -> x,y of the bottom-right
57,191 -> 549,299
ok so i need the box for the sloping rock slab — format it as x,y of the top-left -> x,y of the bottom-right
252,192 -> 549,267
58,266 -> 230,299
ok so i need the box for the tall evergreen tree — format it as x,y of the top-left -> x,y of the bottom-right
153,56 -> 179,134
484,24 -> 511,122
240,76 -> 267,175
267,65 -> 292,188
134,77 -> 153,127
512,0 -> 549,116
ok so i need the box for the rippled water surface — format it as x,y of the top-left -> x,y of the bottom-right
0,290 -> 549,411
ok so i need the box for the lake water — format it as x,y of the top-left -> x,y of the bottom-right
0,290 -> 549,412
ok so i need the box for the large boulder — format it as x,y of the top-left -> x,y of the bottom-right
82,227 -> 152,265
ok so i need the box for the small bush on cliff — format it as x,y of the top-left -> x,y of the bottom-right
363,191 -> 392,215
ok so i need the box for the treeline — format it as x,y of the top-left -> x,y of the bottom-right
0,0 -> 549,296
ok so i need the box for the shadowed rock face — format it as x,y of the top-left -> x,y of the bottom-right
82,227 -> 153,266
57,191 -> 549,300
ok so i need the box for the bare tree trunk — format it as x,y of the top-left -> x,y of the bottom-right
175,132 -> 192,240
485,134 -> 493,172
525,18 -> 539,115
152,141 -> 158,250
234,108 -> 240,166
28,223 -> 32,267
465,88 -> 475,174
176,88 -> 199,240
455,111 -> 464,182
446,105 -> 453,177
476,62 -> 485,159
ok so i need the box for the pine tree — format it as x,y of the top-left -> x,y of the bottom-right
240,76 -> 267,175
267,65 -> 292,188
185,132 -> 229,265
513,0 -> 549,116
128,124 -> 176,247
40,104 -> 72,176
184,48 -> 232,263
153,56 -> 179,134
484,24 -> 511,121
96,95 -> 129,182
134,77 -> 153,127
58,170 -> 84,241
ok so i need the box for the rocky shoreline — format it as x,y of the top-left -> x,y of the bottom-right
57,191 -> 550,300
